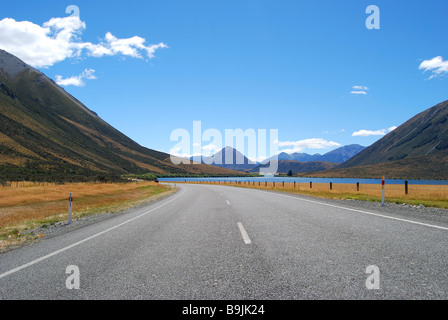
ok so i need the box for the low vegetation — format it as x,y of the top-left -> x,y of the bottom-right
182,180 -> 448,209
0,181 -> 173,252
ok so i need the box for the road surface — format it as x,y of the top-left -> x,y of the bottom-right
0,183 -> 447,300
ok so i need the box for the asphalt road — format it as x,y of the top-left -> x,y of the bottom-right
0,183 -> 447,300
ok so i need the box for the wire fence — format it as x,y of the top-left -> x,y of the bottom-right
176,180 -> 448,201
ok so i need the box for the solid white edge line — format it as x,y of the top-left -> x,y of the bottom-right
238,222 -> 252,245
271,192 -> 448,231
0,190 -> 186,280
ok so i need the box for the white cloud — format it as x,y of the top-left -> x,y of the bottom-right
169,146 -> 202,160
388,126 -> 398,132
0,15 -> 167,68
352,127 -> 397,137
202,143 -> 220,154
83,32 -> 168,59
351,91 -> 367,95
350,85 -> 369,95
278,138 -> 341,154
55,68 -> 96,87
419,56 -> 448,79
247,155 -> 268,163
352,129 -> 386,137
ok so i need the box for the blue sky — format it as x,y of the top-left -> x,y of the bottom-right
1,0 -> 447,160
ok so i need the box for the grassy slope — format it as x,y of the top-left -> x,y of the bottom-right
340,100 -> 448,169
298,151 -> 448,180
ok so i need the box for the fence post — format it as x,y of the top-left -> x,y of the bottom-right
357,182 -> 360,192
382,176 -> 385,207
405,180 -> 409,195
68,193 -> 73,225
330,182 -> 333,191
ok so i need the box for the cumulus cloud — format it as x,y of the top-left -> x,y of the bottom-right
0,15 -> 167,68
82,32 -> 168,59
352,126 -> 397,137
55,68 -> 96,87
278,138 -> 341,154
419,56 -> 448,79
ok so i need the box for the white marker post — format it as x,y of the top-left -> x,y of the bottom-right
381,177 -> 385,207
68,193 -> 73,225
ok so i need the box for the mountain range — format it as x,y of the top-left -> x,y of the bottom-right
191,144 -> 365,174
0,49 -> 243,181
262,144 -> 366,164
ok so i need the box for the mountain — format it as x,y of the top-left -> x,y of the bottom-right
303,100 -> 448,179
263,152 -> 322,163
339,100 -> 448,168
0,49 -> 243,181
254,160 -> 338,175
262,144 -> 366,164
191,146 -> 258,172
320,144 -> 366,163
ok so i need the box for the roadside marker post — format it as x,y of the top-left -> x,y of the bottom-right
381,177 -> 385,207
68,193 -> 73,225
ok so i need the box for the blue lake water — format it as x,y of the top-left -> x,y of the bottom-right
159,177 -> 448,185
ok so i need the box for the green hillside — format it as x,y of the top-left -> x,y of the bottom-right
302,100 -> 448,180
340,100 -> 448,168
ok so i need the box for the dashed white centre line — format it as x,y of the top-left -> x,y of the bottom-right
238,222 -> 252,245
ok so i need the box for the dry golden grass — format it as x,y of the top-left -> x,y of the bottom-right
0,181 -> 172,251
180,180 -> 448,209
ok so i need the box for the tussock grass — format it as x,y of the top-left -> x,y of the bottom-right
0,181 -> 172,251
183,180 -> 448,209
